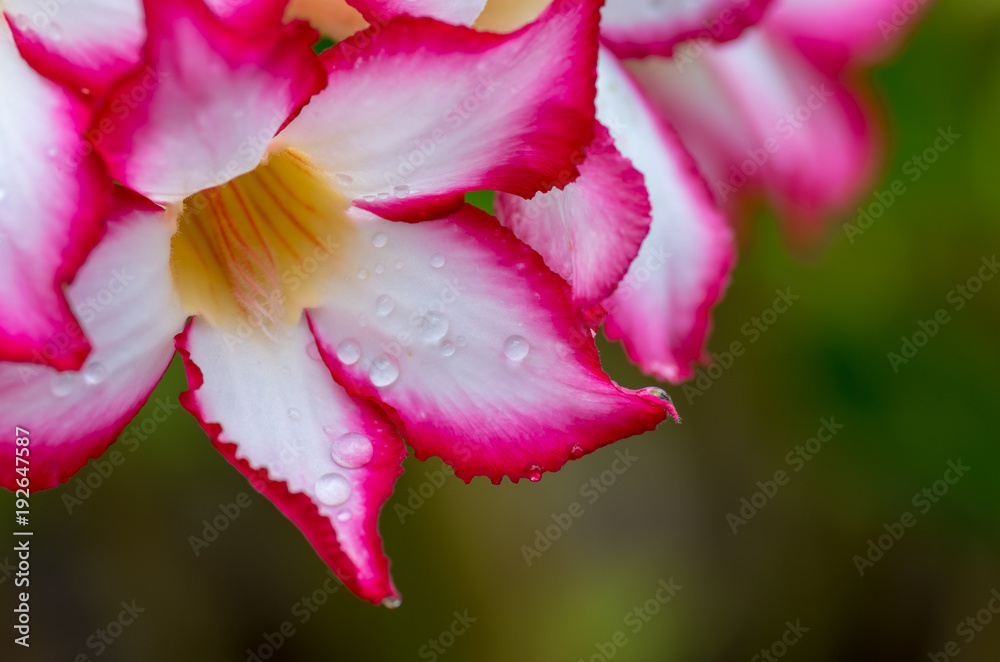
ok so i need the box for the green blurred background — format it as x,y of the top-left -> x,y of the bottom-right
5,1 -> 1000,660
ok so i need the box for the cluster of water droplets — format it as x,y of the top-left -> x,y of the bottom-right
50,361 -> 107,397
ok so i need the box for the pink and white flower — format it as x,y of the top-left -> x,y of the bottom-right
0,0 -> 675,605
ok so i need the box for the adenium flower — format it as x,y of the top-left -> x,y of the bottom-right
1,0 -> 678,605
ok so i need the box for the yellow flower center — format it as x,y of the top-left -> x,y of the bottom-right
169,150 -> 353,335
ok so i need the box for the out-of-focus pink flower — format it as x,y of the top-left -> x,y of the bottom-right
0,0 -> 675,605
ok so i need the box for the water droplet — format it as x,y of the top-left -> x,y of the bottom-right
331,432 -> 374,469
382,597 -> 402,609
337,511 -> 352,522
377,192 -> 390,200
418,313 -> 449,342
568,443 -> 585,459
372,232 -> 388,248
527,465 -> 543,482
336,339 -> 361,365
80,88 -> 91,96
392,185 -> 410,198
440,341 -> 455,357
315,473 -> 351,506
374,263 -> 385,275
503,335 -> 529,361
51,373 -> 74,397
369,354 -> 400,387
430,254 -> 446,269
306,344 -> 323,362
394,260 -> 405,270
335,173 -> 353,186
50,25 -> 63,41
83,362 -> 107,385
375,295 -> 395,316
358,313 -> 369,327
457,336 -> 467,347
642,387 -> 672,404
323,425 -> 337,435
362,194 -> 376,203
288,407 -> 302,421
357,268 -> 369,280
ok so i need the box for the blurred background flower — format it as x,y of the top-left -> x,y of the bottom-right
4,0 -> 1000,660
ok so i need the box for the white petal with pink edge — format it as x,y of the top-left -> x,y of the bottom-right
494,121 -> 652,308
272,0 -> 601,221
600,0 -> 774,59
4,0 -> 144,94
307,205 -> 673,485
629,31 -> 877,240
346,0 -> 486,26
0,190 -> 185,491
94,0 -> 326,204
176,317 -> 406,604
0,21 -> 109,370
596,49 -> 734,384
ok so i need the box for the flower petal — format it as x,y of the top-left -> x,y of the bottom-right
596,49 -> 734,383
272,0 -> 601,221
494,121 -> 652,308
630,30 -> 877,240
307,204 -> 674,485
0,22 -> 110,369
94,0 -> 326,204
0,189 -> 185,491
346,0 -> 486,26
600,0 -> 774,59
176,317 -> 406,605
3,0 -> 144,95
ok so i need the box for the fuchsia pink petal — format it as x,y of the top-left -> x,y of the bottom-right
0,22 -> 110,370
346,0 -> 486,26
94,0 -> 326,204
600,0 -> 774,59
307,205 -> 674,485
3,0 -> 145,95
177,318 -> 406,604
629,30 -> 878,241
596,49 -> 733,383
494,121 -> 652,308
272,0 -> 601,221
0,189 -> 186,491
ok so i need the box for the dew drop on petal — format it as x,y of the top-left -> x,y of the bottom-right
323,425 -> 336,436
358,313 -> 369,327
527,465 -> 543,482
306,344 -> 323,362
83,362 -> 107,385
335,173 -> 353,186
503,335 -> 529,361
372,232 -> 388,248
642,386 -> 672,404
441,341 -> 455,357
369,354 -> 399,387
315,473 -> 351,506
394,260 -> 405,270
51,373 -> 74,397
337,511 -> 352,522
419,313 -> 448,342
375,295 -> 395,316
362,194 -> 376,203
382,597 -> 402,609
392,185 -> 410,198
374,263 -> 385,275
430,254 -> 445,269
568,443 -> 585,459
377,192 -> 390,200
357,268 -> 369,280
288,407 -> 302,421
457,336 -> 467,347
331,432 -> 374,469
336,339 -> 362,365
